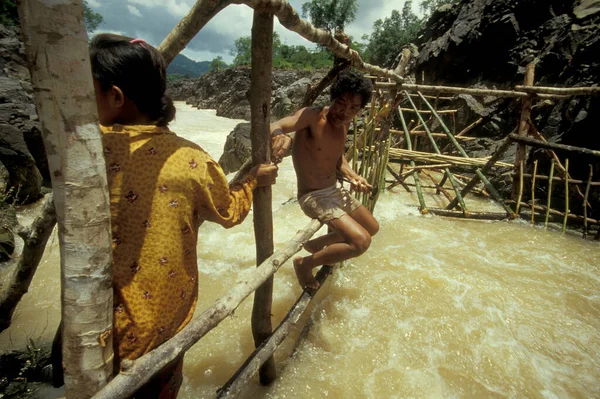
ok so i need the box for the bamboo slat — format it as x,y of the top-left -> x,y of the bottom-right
545,160 -> 555,228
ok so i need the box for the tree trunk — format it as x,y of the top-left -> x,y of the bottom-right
0,195 -> 56,333
17,1 -> 113,397
249,10 -> 277,385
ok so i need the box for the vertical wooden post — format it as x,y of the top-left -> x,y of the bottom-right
531,160 -> 538,224
583,164 -> 593,238
562,159 -> 569,233
511,62 -> 536,200
249,10 -> 277,385
16,1 -> 113,397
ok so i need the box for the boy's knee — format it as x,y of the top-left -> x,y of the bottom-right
370,221 -> 379,236
351,233 -> 371,255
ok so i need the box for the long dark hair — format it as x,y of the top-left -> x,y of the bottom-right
89,33 -> 175,126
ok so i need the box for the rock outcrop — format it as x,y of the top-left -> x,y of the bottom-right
0,25 -> 47,204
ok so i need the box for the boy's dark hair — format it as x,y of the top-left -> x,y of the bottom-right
89,33 -> 175,126
330,69 -> 373,108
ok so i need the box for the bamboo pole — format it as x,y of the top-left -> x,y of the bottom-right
403,92 -> 467,213
545,160 -> 555,228
456,117 -> 484,137
562,159 -> 569,233
516,160 -> 524,216
17,2 -> 114,397
514,85 -> 600,96
413,92 -> 515,216
92,220 -> 323,399
512,62 -> 535,200
514,173 -> 600,186
374,82 -> 583,99
528,121 -> 590,205
387,129 -> 477,141
424,208 -> 511,220
217,265 -> 334,398
423,171 -> 454,203
386,165 -> 411,191
583,165 -> 593,238
508,134 -> 600,158
511,202 -> 600,226
398,108 -> 458,114
249,10 -> 277,385
531,160 -> 538,224
398,107 -> 427,213
388,149 -> 514,168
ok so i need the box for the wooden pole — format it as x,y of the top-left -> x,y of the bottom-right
511,202 -> 600,226
563,159 -> 569,233
514,173 -> 600,186
514,85 -> 600,96
516,161 -> 524,216
249,10 -> 277,385
508,134 -> 600,158
217,266 -> 334,398
531,160 -> 538,224
512,62 -> 535,200
17,1 -> 114,397
374,82 -> 589,99
527,121 -> 589,205
92,220 -> 323,399
545,160 -> 555,228
583,164 -> 593,238
424,208 -> 511,220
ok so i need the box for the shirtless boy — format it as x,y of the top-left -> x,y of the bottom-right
271,69 -> 379,290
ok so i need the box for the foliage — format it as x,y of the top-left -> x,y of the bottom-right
82,1 -> 103,33
209,56 -> 228,72
420,0 -> 459,17
301,0 -> 358,33
0,0 -> 103,33
365,0 -> 422,67
230,31 -> 333,69
167,73 -> 190,82
0,0 -> 18,26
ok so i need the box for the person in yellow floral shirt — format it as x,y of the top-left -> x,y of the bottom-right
86,34 -> 277,398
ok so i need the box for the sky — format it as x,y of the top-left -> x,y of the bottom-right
86,0 -> 424,63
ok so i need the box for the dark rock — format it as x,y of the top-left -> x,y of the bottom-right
168,67 -> 326,121
0,24 -> 47,202
218,123 -> 252,175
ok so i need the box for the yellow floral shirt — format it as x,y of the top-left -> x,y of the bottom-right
101,124 -> 256,362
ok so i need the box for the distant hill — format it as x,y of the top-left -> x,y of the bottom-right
167,54 -> 210,78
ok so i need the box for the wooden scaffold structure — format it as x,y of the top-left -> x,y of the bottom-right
12,0 -> 600,398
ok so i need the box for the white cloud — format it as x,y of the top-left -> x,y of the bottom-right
127,0 -> 192,18
87,0 -> 101,7
127,5 -> 143,18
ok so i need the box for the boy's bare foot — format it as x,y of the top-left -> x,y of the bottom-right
293,257 -> 319,290
302,240 -> 321,254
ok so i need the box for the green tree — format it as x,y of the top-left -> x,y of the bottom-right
209,56 -> 228,72
0,0 -> 18,26
229,35 -> 252,66
83,1 -> 103,33
420,0 -> 459,17
301,0 -> 358,33
365,1 -> 422,67
1,0 -> 103,32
